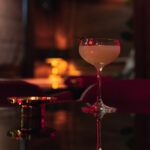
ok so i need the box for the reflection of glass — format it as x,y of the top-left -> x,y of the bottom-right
79,38 -> 120,150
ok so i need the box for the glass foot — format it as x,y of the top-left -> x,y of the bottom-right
99,100 -> 116,118
81,100 -> 116,118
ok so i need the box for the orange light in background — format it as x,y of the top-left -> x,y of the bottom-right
55,30 -> 68,50
46,58 -> 81,89
46,58 -> 68,75
46,58 -> 68,89
54,111 -> 68,127
68,62 -> 81,76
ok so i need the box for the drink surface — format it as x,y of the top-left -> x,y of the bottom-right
79,45 -> 120,68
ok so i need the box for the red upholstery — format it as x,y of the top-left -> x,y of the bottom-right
66,76 -> 150,113
67,76 -> 150,113
2,76 -> 149,113
102,79 -> 150,113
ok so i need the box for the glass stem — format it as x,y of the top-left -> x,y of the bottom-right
96,117 -> 101,150
96,67 -> 103,103
96,67 -> 103,150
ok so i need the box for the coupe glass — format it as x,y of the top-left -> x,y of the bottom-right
79,37 -> 120,150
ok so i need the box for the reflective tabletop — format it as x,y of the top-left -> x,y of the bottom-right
0,102 -> 133,150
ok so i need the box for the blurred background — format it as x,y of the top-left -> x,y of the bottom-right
0,0 -> 150,150
0,0 -> 136,81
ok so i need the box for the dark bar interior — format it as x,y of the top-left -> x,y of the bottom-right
0,0 -> 150,150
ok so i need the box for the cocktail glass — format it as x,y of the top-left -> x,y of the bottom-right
79,37 -> 120,150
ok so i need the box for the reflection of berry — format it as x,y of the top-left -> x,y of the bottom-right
81,105 -> 98,114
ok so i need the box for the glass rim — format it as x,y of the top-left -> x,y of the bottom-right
78,37 -> 120,46
78,37 -> 120,41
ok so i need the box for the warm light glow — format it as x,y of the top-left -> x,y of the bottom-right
55,30 -> 68,50
49,74 -> 64,89
46,58 -> 68,89
68,62 -> 81,76
54,111 -> 68,127
46,58 -> 81,89
46,58 -> 68,75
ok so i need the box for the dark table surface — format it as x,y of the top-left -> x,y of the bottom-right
0,102 -> 134,150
